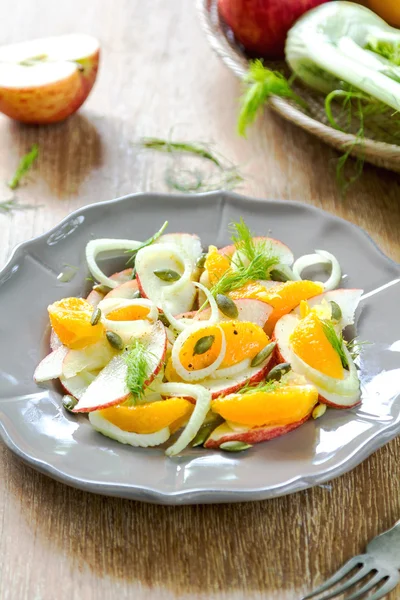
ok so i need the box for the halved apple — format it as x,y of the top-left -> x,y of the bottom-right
0,34 -> 100,124
73,321 -> 167,412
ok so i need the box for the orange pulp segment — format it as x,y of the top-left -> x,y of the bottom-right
100,398 -> 193,434
290,312 -> 344,379
229,280 -> 324,333
48,297 -> 104,349
107,305 -> 150,321
178,321 -> 269,372
212,385 -> 318,427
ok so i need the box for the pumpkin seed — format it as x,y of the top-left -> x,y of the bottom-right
250,342 -> 276,367
193,335 -> 215,355
312,403 -> 327,420
90,307 -> 101,326
220,441 -> 252,452
196,253 -> 207,269
158,313 -> 170,327
62,395 -> 78,413
270,268 -> 289,282
216,294 -> 238,318
106,330 -> 124,350
132,290 -> 141,299
330,300 -> 342,321
93,284 -> 112,294
266,362 -> 291,381
191,423 -> 218,447
153,269 -> 181,282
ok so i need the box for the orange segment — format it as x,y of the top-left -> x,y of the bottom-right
229,280 -> 324,332
165,357 -> 183,383
178,321 -> 269,373
99,398 -> 193,434
220,321 -> 269,367
290,312 -> 344,379
212,385 -> 318,427
48,297 -> 104,349
107,305 -> 150,321
204,245 -> 230,285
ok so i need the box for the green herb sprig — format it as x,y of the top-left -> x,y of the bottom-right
321,320 -> 349,369
141,137 -> 244,193
237,60 -> 307,137
8,144 -> 39,190
126,221 -> 168,267
210,219 -> 279,297
124,339 -> 151,402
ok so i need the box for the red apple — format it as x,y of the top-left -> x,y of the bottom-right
218,0 -> 330,58
0,34 -> 100,124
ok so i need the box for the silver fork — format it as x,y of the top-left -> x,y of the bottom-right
302,520 -> 400,600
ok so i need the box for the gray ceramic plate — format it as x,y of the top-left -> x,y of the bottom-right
0,191 -> 399,505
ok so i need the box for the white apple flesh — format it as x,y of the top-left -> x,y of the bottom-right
0,34 -> 100,124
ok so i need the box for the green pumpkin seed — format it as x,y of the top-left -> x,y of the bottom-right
270,268 -> 290,282
93,284 -> 112,294
216,294 -> 239,318
158,313 -> 170,327
196,253 -> 207,269
153,269 -> 181,282
220,441 -> 252,452
90,307 -> 101,326
330,300 -> 342,321
106,330 -> 124,350
193,335 -> 215,355
250,342 -> 276,367
62,395 -> 78,413
266,362 -> 291,381
132,290 -> 141,299
191,423 -> 218,447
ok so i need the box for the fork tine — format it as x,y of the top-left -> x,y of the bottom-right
367,575 -> 400,600
345,572 -> 386,600
302,556 -> 368,599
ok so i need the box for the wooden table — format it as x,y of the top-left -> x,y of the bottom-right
0,1 -> 399,599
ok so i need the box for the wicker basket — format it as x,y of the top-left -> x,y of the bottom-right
197,0 -> 400,174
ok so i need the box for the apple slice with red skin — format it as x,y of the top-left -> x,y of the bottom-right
73,321 -> 167,413
219,236 -> 294,266
62,340 -> 116,379
292,288 -> 363,329
34,345 -> 68,382
177,298 -> 272,329
60,370 -> 98,400
272,313 -> 361,409
0,34 -> 100,124
204,412 -> 312,448
159,233 -> 203,266
104,279 -> 139,300
86,268 -> 134,306
198,354 -> 274,399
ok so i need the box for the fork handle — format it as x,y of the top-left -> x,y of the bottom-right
367,519 -> 400,568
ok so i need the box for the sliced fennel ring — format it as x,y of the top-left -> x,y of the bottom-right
172,324 -> 226,382
159,383 -> 211,456
89,412 -> 170,447
292,250 -> 341,291
86,239 -> 142,289
161,281 -> 220,333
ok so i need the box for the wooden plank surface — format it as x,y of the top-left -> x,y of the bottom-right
0,1 -> 399,599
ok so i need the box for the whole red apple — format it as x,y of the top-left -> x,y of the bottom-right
218,0 -> 331,58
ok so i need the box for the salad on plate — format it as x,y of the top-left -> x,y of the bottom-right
34,219 -> 363,456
